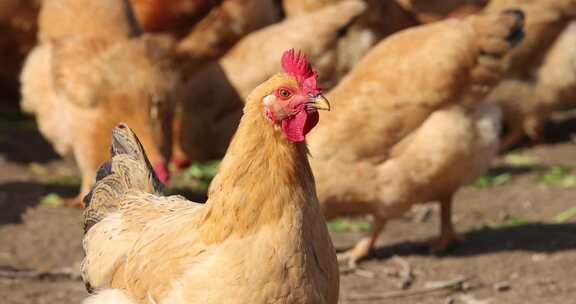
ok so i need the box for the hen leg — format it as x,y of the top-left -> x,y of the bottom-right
499,123 -> 524,153
430,196 -> 460,253
524,115 -> 545,144
337,218 -> 386,269
67,169 -> 95,209
171,112 -> 190,170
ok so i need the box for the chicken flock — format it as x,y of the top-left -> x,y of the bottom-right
3,0 -> 576,302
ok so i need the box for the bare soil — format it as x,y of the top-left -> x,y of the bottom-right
1,109 -> 575,304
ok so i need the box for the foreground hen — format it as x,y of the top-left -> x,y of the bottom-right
82,51 -> 338,303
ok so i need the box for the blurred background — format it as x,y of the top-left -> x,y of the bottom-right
1,0 -> 576,303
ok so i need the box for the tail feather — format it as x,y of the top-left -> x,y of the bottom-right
467,9 -> 525,89
502,10 -> 525,48
121,0 -> 143,38
83,123 -> 163,233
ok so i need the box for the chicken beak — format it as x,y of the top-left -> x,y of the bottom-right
310,94 -> 331,111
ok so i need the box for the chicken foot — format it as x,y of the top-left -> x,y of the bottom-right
430,196 -> 460,253
337,218 -> 386,269
171,113 -> 190,170
499,123 -> 524,152
65,195 -> 86,209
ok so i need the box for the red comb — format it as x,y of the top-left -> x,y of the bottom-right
281,49 -> 321,95
282,49 -> 314,79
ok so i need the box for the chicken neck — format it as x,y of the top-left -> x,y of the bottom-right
196,86 -> 318,244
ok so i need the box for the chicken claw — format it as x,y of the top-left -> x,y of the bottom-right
338,219 -> 386,269
64,195 -> 85,209
337,238 -> 373,269
430,198 -> 460,253
430,229 -> 461,253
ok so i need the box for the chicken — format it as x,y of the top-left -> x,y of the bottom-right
305,10 -> 524,266
179,0 -> 366,161
484,0 -> 576,76
20,0 -> 181,206
396,0 -> 487,23
456,0 -> 576,151
536,21 -> 576,111
480,0 -> 576,150
169,0 -> 282,168
129,0 -> 223,36
37,0 -> 140,42
397,0 -> 576,149
177,0 -> 282,73
81,50 -> 338,303
488,22 -> 576,150
405,0 -> 576,150
0,0 -> 40,98
282,0 -> 420,83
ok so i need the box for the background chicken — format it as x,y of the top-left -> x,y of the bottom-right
282,0 -> 420,84
482,0 -> 576,150
405,0 -> 576,150
163,0 -> 283,167
177,0 -> 282,72
179,0 -> 365,161
20,0 -> 182,206
491,22 -> 576,150
81,51 -> 338,303
396,0 -> 487,23
305,10 -> 524,266
0,0 -> 41,100
130,0 -> 224,36
535,21 -> 576,113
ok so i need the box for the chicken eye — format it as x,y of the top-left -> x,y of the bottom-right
278,88 -> 292,99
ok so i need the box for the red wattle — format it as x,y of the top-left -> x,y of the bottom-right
281,110 -> 319,142
304,111 -> 319,135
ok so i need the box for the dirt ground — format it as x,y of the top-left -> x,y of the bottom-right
1,107 -> 575,304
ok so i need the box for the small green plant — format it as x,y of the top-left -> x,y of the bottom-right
474,216 -> 528,231
553,207 -> 576,223
535,165 -> 576,187
474,173 -> 512,188
40,193 -> 63,207
500,216 -> 528,227
184,160 -> 221,181
503,153 -> 539,167
328,218 -> 371,233
0,113 -> 37,131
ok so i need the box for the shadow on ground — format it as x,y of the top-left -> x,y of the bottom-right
0,107 -> 60,164
545,111 -> 576,144
499,111 -> 576,153
166,186 -> 208,204
0,181 -> 208,227
370,222 -> 576,260
487,164 -> 544,177
0,128 -> 61,164
0,182 -> 77,225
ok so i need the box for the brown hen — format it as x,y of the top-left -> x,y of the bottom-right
20,0 -> 182,206
307,10 -> 524,266
81,51 -> 338,303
